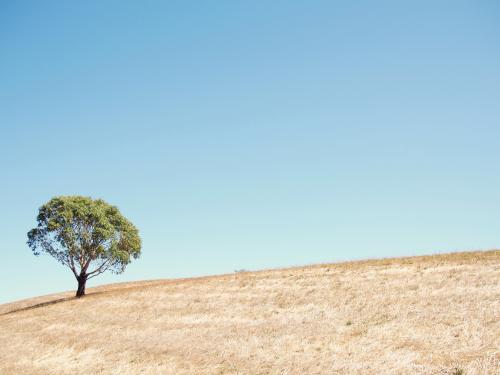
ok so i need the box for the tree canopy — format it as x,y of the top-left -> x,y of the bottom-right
27,196 -> 141,297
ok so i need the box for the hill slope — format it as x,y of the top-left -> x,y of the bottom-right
1,250 -> 499,374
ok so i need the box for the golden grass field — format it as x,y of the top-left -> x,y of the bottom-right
1,250 -> 499,374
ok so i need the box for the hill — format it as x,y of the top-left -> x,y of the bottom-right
1,250 -> 499,374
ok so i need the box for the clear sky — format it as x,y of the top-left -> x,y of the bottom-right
1,1 -> 499,304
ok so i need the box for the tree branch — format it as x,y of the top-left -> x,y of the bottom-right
87,258 -> 111,278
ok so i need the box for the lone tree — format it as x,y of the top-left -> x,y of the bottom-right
27,196 -> 141,297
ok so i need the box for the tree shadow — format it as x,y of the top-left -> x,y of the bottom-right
0,281 -> 163,316
1,280 -> 169,316
0,297 -> 76,316
0,291 -> 108,316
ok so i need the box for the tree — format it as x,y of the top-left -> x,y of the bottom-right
27,196 -> 141,297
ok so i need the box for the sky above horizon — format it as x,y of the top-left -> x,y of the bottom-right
1,1 -> 499,303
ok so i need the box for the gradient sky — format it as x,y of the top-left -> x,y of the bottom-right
1,1 -> 499,304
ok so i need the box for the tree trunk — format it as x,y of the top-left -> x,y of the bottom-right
76,275 -> 87,297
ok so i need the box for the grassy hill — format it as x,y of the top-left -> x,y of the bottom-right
1,250 -> 499,374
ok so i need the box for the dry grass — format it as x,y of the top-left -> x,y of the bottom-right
1,250 -> 499,374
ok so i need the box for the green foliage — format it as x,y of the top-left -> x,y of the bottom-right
27,196 -> 141,281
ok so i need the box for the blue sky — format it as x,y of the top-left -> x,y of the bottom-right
1,1 -> 499,303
